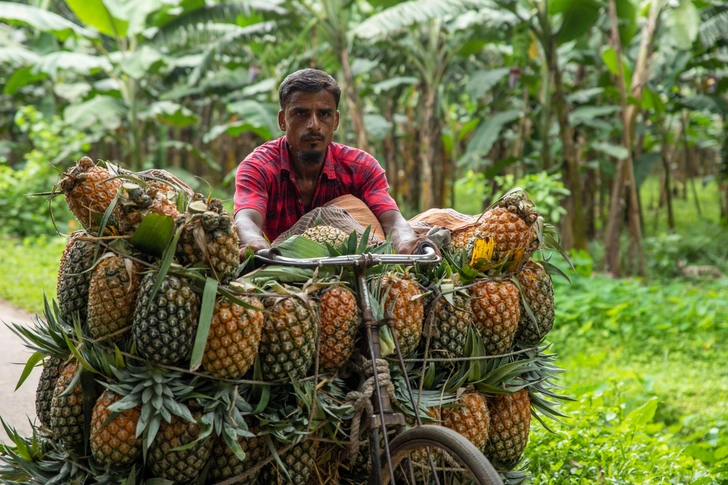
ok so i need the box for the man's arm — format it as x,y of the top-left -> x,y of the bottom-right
378,209 -> 431,255
235,209 -> 270,260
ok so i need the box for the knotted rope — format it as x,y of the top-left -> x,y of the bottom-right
346,357 -> 398,465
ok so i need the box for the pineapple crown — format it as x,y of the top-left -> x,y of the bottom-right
102,365 -> 200,452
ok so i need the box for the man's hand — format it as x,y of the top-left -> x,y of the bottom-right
378,210 -> 441,256
235,209 -> 269,261
395,236 -> 441,256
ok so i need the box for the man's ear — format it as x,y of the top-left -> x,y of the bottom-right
334,110 -> 340,131
278,110 -> 285,131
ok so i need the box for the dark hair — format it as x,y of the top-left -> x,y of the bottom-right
278,69 -> 341,109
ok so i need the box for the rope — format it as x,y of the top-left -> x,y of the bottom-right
345,357 -> 397,466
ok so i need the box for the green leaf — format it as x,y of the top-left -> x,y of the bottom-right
465,68 -> 509,101
669,0 -> 700,50
276,236 -> 330,258
142,101 -> 198,128
591,142 -> 628,160
622,398 -> 658,429
461,110 -> 521,164
615,0 -> 638,46
550,0 -> 602,44
34,52 -> 111,78
634,152 -> 661,187
15,352 -> 44,391
370,76 -> 418,94
119,46 -> 166,79
130,213 -> 175,258
353,0 -> 470,39
601,47 -> 632,88
568,105 -> 621,127
0,46 -> 40,65
224,100 -> 278,135
149,226 -> 183,303
363,114 -> 393,141
0,2 -> 95,40
64,95 -> 126,130
65,0 -> 129,38
4,66 -> 47,95
189,277 -> 218,372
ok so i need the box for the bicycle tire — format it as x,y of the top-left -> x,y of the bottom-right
381,425 -> 503,485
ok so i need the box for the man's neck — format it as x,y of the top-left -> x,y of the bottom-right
288,145 -> 324,183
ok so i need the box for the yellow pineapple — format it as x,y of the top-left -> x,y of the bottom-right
469,278 -> 520,355
381,274 -> 424,357
57,157 -> 123,230
443,391 -> 490,450
486,389 -> 531,470
315,285 -> 359,372
90,389 -> 142,467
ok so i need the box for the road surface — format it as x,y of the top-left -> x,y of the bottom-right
0,299 -> 40,443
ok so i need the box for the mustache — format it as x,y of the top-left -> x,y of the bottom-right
301,133 -> 325,141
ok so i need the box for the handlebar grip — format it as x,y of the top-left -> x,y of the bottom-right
255,248 -> 281,261
413,240 -> 437,256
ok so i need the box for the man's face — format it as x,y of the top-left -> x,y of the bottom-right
279,90 -> 339,167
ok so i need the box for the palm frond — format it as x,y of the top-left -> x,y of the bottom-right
700,6 -> 728,49
153,0 -> 286,45
353,0 -> 495,39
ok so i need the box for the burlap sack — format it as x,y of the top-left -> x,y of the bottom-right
271,203 -> 382,247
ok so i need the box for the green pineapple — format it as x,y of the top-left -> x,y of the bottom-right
57,231 -> 95,324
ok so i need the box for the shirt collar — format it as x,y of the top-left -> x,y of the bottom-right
280,136 -> 337,180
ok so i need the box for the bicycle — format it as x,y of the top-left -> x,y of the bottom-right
255,243 -> 503,485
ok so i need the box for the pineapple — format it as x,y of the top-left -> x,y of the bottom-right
35,356 -> 64,428
117,182 -> 180,235
176,197 -> 240,284
148,410 -> 214,482
87,254 -> 142,342
486,389 -> 531,470
49,359 -> 86,450
57,231 -> 95,324
442,391 -> 490,451
131,272 -> 201,365
207,428 -> 268,484
469,278 -> 520,355
260,439 -> 318,485
90,389 -> 141,467
381,274 -> 424,357
426,289 -> 472,358
57,157 -> 123,230
315,285 -> 359,372
515,261 -> 555,345
259,292 -> 318,380
301,225 -> 348,247
449,225 -> 476,253
202,295 -> 264,379
468,190 -> 541,274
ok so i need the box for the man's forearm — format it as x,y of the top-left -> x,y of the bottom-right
235,209 -> 269,256
378,210 -> 418,252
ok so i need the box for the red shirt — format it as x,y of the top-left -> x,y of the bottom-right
234,136 -> 399,242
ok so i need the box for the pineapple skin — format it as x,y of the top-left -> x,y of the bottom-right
207,428 -> 268,484
259,296 -> 317,381
49,360 -> 86,450
131,273 -> 201,365
301,225 -> 348,247
382,276 -> 424,357
316,285 -> 359,372
176,200 -> 240,284
486,389 -> 531,470
58,157 -> 123,230
443,391 -> 491,451
90,389 -> 141,467
515,261 -> 555,345
468,206 -> 538,273
428,292 -> 472,358
260,439 -> 318,485
148,412 -> 214,482
469,278 -> 520,355
57,231 -> 95,324
202,296 -> 264,379
36,357 -> 64,428
87,255 -> 141,342
449,225 -> 476,253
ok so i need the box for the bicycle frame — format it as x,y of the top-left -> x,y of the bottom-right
255,246 -> 440,485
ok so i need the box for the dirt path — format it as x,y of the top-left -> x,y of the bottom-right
0,299 -> 40,443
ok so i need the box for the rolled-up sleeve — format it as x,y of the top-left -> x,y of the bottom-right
234,160 -> 269,217
358,156 -> 400,217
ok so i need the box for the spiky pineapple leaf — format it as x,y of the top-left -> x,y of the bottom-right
149,225 -> 183,303
81,370 -> 97,454
14,351 -> 44,391
189,277 -> 218,372
145,478 -> 175,485
130,213 -> 176,257
276,235 -> 330,258
357,225 -> 372,254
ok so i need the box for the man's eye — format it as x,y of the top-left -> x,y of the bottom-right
296,112 -> 307,117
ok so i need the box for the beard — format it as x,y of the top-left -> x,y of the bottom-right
297,150 -> 325,167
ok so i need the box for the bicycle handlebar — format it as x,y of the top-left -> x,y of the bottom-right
254,244 -> 440,268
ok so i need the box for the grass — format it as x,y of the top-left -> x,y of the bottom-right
0,235 -> 65,314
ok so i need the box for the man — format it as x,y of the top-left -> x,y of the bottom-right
234,68 -> 430,258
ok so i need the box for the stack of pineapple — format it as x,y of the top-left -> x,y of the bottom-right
2,157 -> 568,485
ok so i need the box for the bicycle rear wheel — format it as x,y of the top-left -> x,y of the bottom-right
381,425 -> 503,485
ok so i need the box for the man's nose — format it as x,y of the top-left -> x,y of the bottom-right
307,113 -> 320,131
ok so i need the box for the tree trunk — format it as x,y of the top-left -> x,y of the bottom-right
339,45 -> 369,153
419,84 -> 437,211
549,37 -> 586,251
607,0 -> 646,277
383,96 -> 399,201
659,121 -> 675,230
